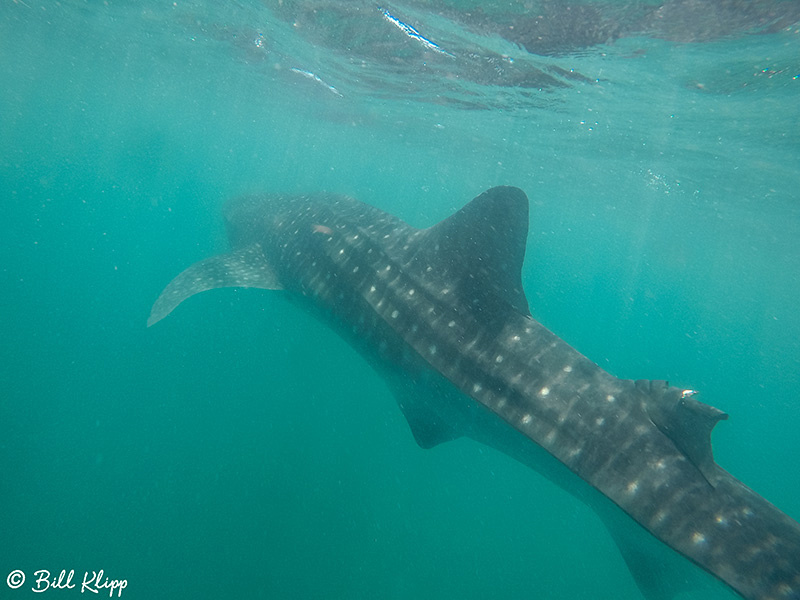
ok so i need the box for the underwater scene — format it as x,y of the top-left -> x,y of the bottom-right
2,1 -> 799,599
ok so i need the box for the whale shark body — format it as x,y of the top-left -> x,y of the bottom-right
149,186 -> 800,600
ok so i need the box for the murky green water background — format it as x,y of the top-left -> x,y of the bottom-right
1,2 -> 798,598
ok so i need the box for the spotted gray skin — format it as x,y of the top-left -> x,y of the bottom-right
149,187 -> 800,600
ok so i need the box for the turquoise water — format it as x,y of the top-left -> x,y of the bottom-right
1,2 -> 799,598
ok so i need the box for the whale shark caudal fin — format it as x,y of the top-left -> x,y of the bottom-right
147,243 -> 282,327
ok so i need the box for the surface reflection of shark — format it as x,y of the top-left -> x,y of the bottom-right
150,187 -> 800,600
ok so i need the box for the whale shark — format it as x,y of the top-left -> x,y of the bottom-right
149,186 -> 800,600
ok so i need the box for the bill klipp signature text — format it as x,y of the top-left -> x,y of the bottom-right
7,569 -> 127,597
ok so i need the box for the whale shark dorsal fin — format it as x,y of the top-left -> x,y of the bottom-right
147,243 -> 282,327
637,380 -> 729,487
415,186 -> 531,317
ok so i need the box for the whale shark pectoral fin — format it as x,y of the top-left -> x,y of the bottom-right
596,505 -> 697,600
637,380 -> 728,487
147,243 -> 282,327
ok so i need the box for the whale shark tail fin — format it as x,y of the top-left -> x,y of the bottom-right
147,243 -> 282,327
